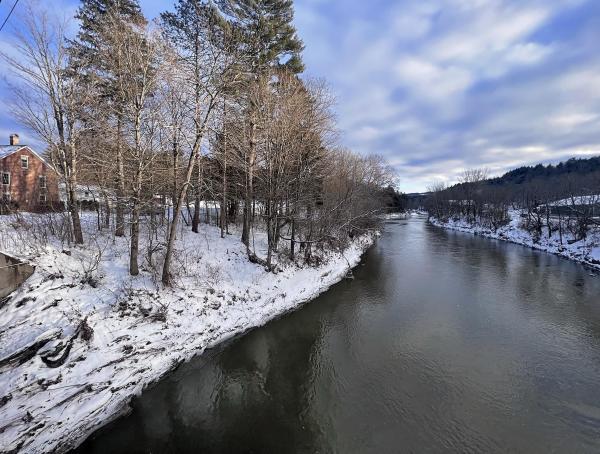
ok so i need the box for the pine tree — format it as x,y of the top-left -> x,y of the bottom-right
218,0 -> 304,74
70,0 -> 145,66
68,0 -> 147,239
161,0 -> 228,54
217,0 -> 304,248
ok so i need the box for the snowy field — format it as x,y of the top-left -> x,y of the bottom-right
430,211 -> 600,271
0,214 -> 375,453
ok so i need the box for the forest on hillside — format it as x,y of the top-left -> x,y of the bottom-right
426,156 -> 600,244
488,156 -> 600,186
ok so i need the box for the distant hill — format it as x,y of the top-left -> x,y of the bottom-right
488,156 -> 600,186
405,192 -> 429,210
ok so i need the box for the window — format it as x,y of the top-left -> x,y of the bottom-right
1,172 -> 9,185
21,155 -> 29,169
39,193 -> 47,203
39,175 -> 47,189
2,192 -> 10,202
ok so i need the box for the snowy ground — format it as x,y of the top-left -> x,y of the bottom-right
383,212 -> 409,220
430,211 -> 600,271
0,214 -> 375,453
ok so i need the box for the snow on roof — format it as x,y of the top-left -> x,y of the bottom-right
0,144 -> 56,171
0,145 -> 25,160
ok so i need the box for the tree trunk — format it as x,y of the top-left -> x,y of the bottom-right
162,135 -> 204,286
266,200 -> 273,269
67,182 -> 84,245
192,154 -> 202,233
61,139 -> 84,245
129,199 -> 140,276
172,131 -> 179,209
290,218 -> 296,261
96,199 -> 101,231
546,203 -> 552,238
103,192 -> 110,229
221,113 -> 227,238
192,196 -> 200,232
242,118 -> 256,248
115,119 -> 126,238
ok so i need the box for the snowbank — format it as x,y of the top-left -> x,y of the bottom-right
0,215 -> 375,453
383,212 -> 409,220
430,211 -> 600,271
549,194 -> 600,207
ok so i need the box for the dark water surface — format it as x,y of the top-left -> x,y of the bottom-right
75,217 -> 600,453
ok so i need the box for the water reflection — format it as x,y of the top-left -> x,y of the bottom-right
75,217 -> 600,454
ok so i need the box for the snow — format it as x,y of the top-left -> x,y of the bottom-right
549,194 -> 600,207
383,212 -> 409,220
0,213 -> 375,453
430,210 -> 600,271
0,145 -> 24,160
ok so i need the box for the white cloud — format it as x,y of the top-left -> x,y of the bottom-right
549,113 -> 598,129
0,0 -> 596,192
293,0 -> 600,192
394,57 -> 474,100
353,126 -> 382,142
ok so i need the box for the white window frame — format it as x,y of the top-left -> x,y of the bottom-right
39,175 -> 47,189
21,155 -> 29,169
1,172 -> 9,186
2,191 -> 10,202
39,192 -> 47,203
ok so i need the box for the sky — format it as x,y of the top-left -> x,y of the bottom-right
1,0 -> 599,192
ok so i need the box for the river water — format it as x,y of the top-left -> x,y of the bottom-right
75,217 -> 600,453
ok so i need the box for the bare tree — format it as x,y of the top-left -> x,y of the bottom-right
97,16 -> 164,275
1,4 -> 91,244
160,13 -> 243,286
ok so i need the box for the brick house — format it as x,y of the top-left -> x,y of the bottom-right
0,134 -> 60,213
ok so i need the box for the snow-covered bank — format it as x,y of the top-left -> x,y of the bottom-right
383,212 -> 409,220
382,210 -> 426,220
0,216 -> 375,453
429,211 -> 600,271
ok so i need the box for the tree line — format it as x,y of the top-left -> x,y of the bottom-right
426,163 -> 600,245
488,156 -> 600,186
1,0 -> 396,285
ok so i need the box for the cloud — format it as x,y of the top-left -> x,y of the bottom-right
394,57 -> 474,105
294,0 -> 600,192
0,0 -> 598,193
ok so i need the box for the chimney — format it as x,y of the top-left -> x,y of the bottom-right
9,134 -> 19,146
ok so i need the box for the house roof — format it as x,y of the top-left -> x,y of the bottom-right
0,145 -> 55,170
0,145 -> 25,160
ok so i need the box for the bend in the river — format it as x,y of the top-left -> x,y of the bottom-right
75,216 -> 600,454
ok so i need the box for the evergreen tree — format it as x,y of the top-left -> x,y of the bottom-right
71,0 -> 145,63
216,0 -> 304,247
218,0 -> 305,74
68,0 -> 147,238
161,0 -> 228,55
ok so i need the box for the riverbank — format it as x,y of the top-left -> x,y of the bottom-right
430,211 -> 600,272
0,215 -> 375,453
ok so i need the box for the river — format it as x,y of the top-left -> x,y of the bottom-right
74,216 -> 600,453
